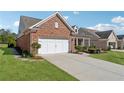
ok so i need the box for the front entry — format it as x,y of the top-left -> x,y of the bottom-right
109,42 -> 116,49
38,39 -> 69,54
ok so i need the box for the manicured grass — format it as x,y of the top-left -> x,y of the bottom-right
0,44 -> 8,48
0,48 -> 77,80
90,51 -> 124,65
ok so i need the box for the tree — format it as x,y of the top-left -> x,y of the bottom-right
31,42 -> 41,57
0,35 -> 2,43
7,35 -> 16,47
0,28 -> 17,47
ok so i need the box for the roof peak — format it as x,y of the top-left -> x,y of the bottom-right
95,30 -> 113,39
29,12 -> 74,31
20,15 -> 41,21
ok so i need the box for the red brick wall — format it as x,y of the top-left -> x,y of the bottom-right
16,33 -> 30,52
31,16 -> 71,39
30,15 -> 72,52
69,37 -> 76,52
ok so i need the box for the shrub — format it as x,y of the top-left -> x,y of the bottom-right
107,46 -> 111,51
83,46 -> 88,50
75,45 -> 82,52
75,46 -> 89,53
8,43 -> 14,48
7,36 -> 16,47
88,47 -> 101,54
15,47 -> 22,55
31,42 -> 41,57
89,45 -> 96,48
118,47 -> 121,49
22,50 -> 31,58
75,45 -> 101,54
88,48 -> 96,53
96,48 -> 101,54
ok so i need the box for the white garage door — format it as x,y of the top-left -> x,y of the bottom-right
38,39 -> 69,54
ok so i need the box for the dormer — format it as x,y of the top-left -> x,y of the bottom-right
72,25 -> 78,34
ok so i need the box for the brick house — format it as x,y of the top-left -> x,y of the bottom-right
16,12 -> 76,54
16,12 -> 121,54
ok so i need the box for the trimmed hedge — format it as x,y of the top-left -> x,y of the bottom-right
75,45 -> 101,54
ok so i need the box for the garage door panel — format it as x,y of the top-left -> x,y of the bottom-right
38,39 -> 69,54
55,40 -> 63,53
47,40 -> 55,54
63,40 -> 68,52
38,39 -> 48,54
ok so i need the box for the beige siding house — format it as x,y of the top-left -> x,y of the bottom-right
117,35 -> 124,49
107,32 -> 118,48
74,28 -> 119,50
95,31 -> 118,49
72,27 -> 99,48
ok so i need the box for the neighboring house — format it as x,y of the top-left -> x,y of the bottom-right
117,35 -> 124,49
95,30 -> 118,49
72,27 -> 99,48
74,28 -> 119,50
16,12 -> 76,54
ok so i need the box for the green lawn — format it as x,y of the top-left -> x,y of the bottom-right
90,51 -> 124,65
0,47 -> 77,81
0,44 -> 8,48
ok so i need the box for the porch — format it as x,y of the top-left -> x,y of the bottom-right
108,42 -> 117,49
75,37 -> 90,47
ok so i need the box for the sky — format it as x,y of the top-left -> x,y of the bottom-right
0,11 -> 124,35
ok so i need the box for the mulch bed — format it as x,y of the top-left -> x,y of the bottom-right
15,55 -> 45,62
32,56 -> 44,60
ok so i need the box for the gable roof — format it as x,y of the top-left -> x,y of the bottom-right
95,30 -> 113,39
22,16 -> 41,27
19,16 -> 41,29
18,16 -> 41,34
29,12 -> 74,32
75,28 -> 100,38
117,35 -> 124,39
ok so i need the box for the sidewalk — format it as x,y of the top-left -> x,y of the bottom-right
111,49 -> 124,52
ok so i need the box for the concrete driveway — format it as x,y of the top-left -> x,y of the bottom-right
42,53 -> 124,81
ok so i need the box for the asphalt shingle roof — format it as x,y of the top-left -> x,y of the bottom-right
117,35 -> 124,39
74,28 -> 99,38
21,16 -> 41,29
95,30 -> 113,39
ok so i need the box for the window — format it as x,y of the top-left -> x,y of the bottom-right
78,39 -> 83,45
55,22 -> 59,28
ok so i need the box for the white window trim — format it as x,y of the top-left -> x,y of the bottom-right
55,22 -> 59,28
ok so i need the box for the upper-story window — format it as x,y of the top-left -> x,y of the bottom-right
55,22 -> 59,28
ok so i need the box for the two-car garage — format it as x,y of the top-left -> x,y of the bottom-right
38,39 -> 69,54
16,12 -> 73,54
